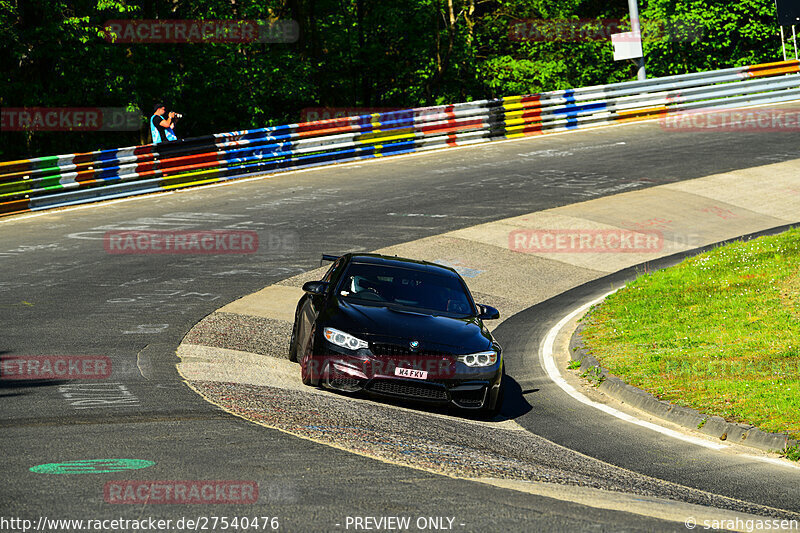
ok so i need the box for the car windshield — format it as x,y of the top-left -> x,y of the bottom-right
337,262 -> 475,317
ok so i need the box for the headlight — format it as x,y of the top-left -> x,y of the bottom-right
457,350 -> 498,367
324,327 -> 368,351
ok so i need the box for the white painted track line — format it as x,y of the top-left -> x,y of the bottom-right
540,290 -> 800,470
540,289 -> 729,451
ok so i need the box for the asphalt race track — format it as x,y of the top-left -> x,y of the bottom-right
2,120 -> 800,532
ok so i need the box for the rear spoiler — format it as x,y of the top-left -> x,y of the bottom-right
321,254 -> 340,262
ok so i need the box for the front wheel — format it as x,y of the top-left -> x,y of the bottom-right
478,384 -> 503,419
478,368 -> 505,419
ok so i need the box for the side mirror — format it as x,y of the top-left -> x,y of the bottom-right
477,304 -> 500,320
302,281 -> 329,296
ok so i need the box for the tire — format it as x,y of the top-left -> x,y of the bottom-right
477,385 -> 503,419
478,368 -> 505,419
288,321 -> 298,362
288,302 -> 304,362
300,345 -> 314,386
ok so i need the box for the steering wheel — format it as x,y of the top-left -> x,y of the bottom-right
354,289 -> 385,301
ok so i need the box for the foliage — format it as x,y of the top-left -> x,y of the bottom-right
640,0 -> 784,76
783,444 -> 800,462
0,0 -> 786,160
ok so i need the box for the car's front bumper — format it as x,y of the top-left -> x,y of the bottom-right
312,348 -> 502,409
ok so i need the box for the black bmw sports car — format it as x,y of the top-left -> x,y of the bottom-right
289,253 -> 504,416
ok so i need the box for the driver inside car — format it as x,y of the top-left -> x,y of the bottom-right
349,275 -> 389,300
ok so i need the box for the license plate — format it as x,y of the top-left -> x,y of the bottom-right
395,367 -> 428,380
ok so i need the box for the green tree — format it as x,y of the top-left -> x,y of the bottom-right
0,0 -> 787,161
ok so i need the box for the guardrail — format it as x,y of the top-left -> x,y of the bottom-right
2,59 -> 798,217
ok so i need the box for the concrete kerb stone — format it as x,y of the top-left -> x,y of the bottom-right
569,300 -> 799,455
744,428 -> 797,453
698,416 -> 739,441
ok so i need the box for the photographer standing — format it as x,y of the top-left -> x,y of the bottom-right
150,103 -> 179,144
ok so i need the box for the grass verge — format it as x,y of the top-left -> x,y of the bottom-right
580,227 -> 800,445
783,445 -> 800,461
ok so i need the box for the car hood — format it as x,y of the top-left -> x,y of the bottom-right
324,298 -> 493,351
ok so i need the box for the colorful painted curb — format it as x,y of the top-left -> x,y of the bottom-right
1,60 -> 798,217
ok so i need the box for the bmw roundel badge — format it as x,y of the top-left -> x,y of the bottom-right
409,340 -> 420,350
